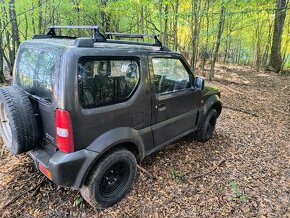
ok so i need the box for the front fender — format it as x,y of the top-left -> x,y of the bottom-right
195,94 -> 222,130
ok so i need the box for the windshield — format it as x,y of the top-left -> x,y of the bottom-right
14,46 -> 62,102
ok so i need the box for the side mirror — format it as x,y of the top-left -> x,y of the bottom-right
194,77 -> 205,91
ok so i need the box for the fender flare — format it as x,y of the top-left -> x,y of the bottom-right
76,127 -> 146,188
195,94 -> 222,130
86,127 -> 145,158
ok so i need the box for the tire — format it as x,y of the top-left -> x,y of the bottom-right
0,86 -> 40,155
80,149 -> 137,209
194,109 -> 217,142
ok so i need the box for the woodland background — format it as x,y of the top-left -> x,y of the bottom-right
0,0 -> 289,83
0,1 -> 290,217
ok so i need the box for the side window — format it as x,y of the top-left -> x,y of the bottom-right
78,57 -> 140,108
152,58 -> 191,94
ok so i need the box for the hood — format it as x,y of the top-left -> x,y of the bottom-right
203,85 -> 221,97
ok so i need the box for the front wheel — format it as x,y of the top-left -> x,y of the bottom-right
80,149 -> 137,209
194,109 -> 218,142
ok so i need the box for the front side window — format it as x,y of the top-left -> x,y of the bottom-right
78,57 -> 140,108
152,58 -> 191,94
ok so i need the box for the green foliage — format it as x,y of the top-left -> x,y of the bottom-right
171,169 -> 186,183
0,0 -> 290,75
229,180 -> 240,196
73,196 -> 83,207
229,180 -> 249,203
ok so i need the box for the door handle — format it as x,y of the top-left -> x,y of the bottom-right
157,103 -> 167,111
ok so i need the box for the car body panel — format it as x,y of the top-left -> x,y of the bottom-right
12,38 -> 222,190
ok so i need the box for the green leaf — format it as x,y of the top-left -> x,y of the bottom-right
74,196 -> 83,207
239,195 -> 249,203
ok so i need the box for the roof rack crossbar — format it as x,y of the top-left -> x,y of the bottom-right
35,26 -> 167,49
47,26 -> 106,42
105,32 -> 162,47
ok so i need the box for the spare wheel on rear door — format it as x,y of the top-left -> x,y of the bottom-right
0,86 -> 40,155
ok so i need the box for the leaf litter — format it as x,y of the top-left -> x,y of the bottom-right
0,65 -> 289,217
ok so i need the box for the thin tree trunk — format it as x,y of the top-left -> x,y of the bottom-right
195,0 -> 202,67
268,0 -> 288,72
159,0 -> 163,37
262,22 -> 273,67
140,4 -> 144,33
173,0 -> 179,51
38,0 -> 42,34
9,0 -> 20,72
2,5 -> 13,73
223,18 -> 231,64
24,12 -> 28,40
255,21 -> 262,71
145,5 -> 148,35
209,5 -> 226,81
191,0 -> 198,69
31,0 -> 36,36
163,4 -> 169,45
0,13 -> 6,83
201,0 -> 210,74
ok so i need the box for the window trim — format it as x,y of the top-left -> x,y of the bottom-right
77,56 -> 141,109
150,56 -> 194,97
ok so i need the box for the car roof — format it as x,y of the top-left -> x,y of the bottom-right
22,38 -> 178,55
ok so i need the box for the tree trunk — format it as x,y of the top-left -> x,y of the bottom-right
190,0 -> 198,69
173,0 -> 179,51
209,5 -> 226,81
163,4 -> 169,46
38,0 -> 42,34
268,0 -> 288,73
201,0 -> 210,74
9,0 -> 20,71
0,14 -> 6,83
159,0 -> 163,37
140,4 -> 144,33
262,22 -> 273,67
255,21 -> 263,71
2,5 -> 13,74
31,0 -> 36,36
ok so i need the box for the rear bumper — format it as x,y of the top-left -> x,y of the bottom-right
28,147 -> 99,189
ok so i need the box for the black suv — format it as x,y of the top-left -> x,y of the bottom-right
0,26 -> 222,208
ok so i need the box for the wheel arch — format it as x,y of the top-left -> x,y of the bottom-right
195,94 -> 222,131
211,101 -> 222,117
78,127 -> 144,189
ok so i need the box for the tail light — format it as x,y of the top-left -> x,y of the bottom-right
55,109 -> 74,153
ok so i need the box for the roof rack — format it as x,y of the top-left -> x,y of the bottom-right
105,32 -> 162,47
32,25 -> 169,51
32,25 -> 106,42
47,25 -> 106,42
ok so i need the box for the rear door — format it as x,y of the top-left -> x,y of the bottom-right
149,54 -> 200,146
14,45 -> 63,148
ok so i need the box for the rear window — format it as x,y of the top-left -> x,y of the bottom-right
15,47 -> 61,102
78,57 -> 140,108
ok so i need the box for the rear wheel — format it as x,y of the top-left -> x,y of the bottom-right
80,149 -> 137,209
194,109 -> 217,142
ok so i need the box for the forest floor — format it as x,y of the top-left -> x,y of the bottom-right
0,64 -> 289,218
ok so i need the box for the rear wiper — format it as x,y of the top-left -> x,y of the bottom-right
29,94 -> 51,104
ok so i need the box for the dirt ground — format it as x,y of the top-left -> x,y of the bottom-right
0,65 -> 289,217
